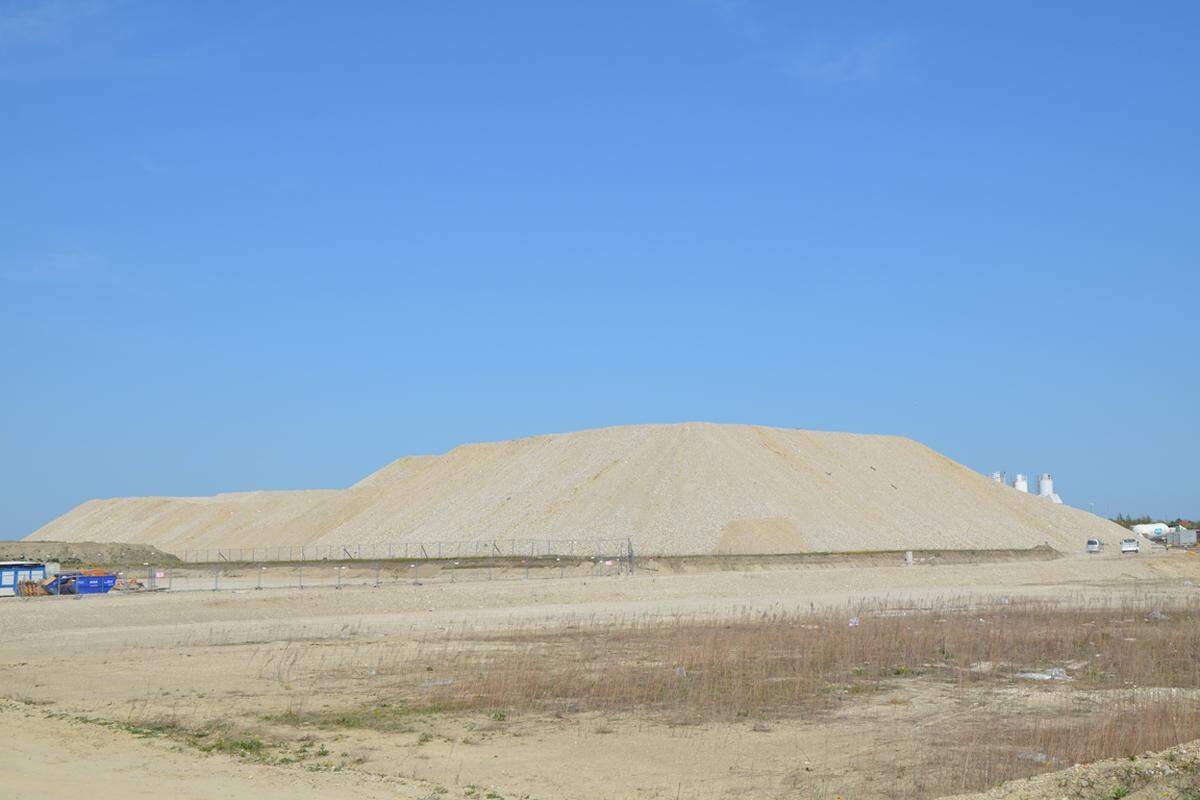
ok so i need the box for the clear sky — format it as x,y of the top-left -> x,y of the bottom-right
2,1 -> 1196,536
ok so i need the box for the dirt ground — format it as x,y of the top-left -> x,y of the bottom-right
2,549 -> 1198,799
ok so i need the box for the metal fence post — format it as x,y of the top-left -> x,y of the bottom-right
165,537 -> 648,591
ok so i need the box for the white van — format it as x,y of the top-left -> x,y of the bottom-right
1120,538 -> 1140,554
1086,538 -> 1102,553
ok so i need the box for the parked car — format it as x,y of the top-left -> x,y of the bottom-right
1120,538 -> 1140,554
1086,538 -> 1103,553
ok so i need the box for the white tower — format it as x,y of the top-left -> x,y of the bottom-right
1037,473 -> 1063,504
1013,474 -> 1029,493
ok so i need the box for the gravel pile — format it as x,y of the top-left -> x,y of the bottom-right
28,423 -> 1127,556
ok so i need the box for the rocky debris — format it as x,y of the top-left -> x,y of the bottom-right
1016,667 -> 1071,681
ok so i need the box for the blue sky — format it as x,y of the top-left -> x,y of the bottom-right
2,1 -> 1196,535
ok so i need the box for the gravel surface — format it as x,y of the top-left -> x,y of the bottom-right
28,423 -> 1128,555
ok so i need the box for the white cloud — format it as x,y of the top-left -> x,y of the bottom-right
700,1 -> 906,86
0,0 -> 108,44
773,36 -> 902,84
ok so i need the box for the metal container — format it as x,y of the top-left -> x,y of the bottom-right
0,561 -> 47,598
45,572 -> 117,595
1167,528 -> 1198,547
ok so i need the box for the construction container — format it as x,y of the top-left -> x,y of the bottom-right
44,572 -> 117,595
1167,528 -> 1198,547
0,561 -> 47,597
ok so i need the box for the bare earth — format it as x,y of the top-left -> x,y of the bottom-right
2,548 -> 1198,799
28,423 -> 1127,555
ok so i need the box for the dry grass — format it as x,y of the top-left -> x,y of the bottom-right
403,597 -> 1200,719
924,693 -> 1200,796
248,596 -> 1200,799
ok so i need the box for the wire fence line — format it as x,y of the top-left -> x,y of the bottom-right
124,548 -> 636,594
175,537 -> 635,565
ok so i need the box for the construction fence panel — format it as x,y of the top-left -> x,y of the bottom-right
153,540 -> 635,594
176,538 -> 634,566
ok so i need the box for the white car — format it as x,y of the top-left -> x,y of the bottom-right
1086,538 -> 1102,553
1120,538 -> 1140,554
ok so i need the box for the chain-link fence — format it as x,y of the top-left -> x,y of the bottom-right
175,538 -> 634,564
119,538 -> 636,594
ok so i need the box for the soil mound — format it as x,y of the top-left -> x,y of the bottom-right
27,423 -> 1126,556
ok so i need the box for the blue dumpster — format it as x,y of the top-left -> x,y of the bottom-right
45,572 -> 117,595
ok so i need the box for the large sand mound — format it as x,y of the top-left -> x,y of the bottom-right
27,423 -> 1125,556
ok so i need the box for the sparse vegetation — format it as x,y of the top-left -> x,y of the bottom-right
245,597 -> 1200,797
265,701 -> 450,733
10,565 -> 1200,800
397,598 -> 1200,719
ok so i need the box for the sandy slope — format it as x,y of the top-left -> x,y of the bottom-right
0,701 -> 418,799
28,423 -> 1127,555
